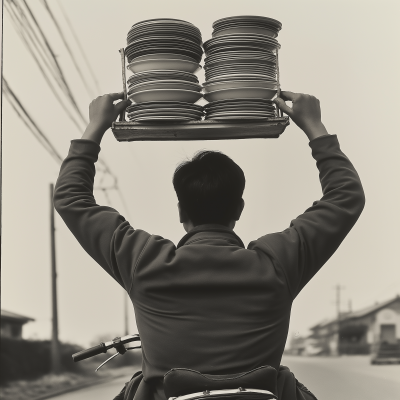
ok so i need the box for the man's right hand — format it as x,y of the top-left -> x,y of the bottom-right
274,91 -> 330,141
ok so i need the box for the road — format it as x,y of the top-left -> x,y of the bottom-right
281,355 -> 400,399
46,374 -> 132,399
48,356 -> 400,399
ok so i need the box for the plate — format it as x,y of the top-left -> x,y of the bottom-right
128,109 -> 203,118
128,113 -> 203,121
133,53 -> 197,62
127,59 -> 202,74
206,110 -> 275,115
206,74 -> 277,83
204,98 -> 275,107
205,49 -> 275,57
206,106 -> 275,113
205,63 -> 276,72
128,24 -> 200,33
205,33 -> 280,44
126,101 -> 203,113
205,105 -> 276,113
126,37 -> 202,52
129,89 -> 203,103
128,24 -> 200,34
203,80 -> 278,92
204,58 -> 276,68
126,48 -> 202,63
205,45 -> 278,56
131,116 -> 198,121
129,81 -> 202,93
212,16 -> 282,29
205,63 -> 276,71
213,27 -> 278,38
130,18 -> 201,30
128,78 -> 199,87
128,79 -> 202,87
127,72 -> 199,85
205,53 -> 276,62
205,71 -> 276,81
126,43 -> 202,55
128,30 -> 202,45
128,72 -> 199,83
205,109 -> 275,116
204,87 -> 277,102
205,115 -> 273,120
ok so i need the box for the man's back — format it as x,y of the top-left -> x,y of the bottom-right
133,227 -> 291,380
53,92 -> 365,400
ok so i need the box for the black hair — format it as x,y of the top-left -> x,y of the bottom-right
173,150 -> 245,226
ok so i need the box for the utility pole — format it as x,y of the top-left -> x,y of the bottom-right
336,284 -> 344,319
50,183 -> 61,373
124,291 -> 129,336
335,284 -> 345,356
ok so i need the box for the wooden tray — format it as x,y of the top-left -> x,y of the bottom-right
112,117 -> 289,141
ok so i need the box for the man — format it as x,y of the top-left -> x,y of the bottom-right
54,91 -> 365,400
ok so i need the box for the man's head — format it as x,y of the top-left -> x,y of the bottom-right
173,150 -> 245,231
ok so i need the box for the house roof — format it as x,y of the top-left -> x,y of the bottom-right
309,294 -> 400,331
1,309 -> 35,323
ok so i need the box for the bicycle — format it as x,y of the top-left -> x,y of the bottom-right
72,334 -> 317,400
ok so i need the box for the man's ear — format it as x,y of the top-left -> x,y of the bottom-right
178,202 -> 189,223
234,198 -> 245,221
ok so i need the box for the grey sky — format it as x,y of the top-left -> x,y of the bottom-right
2,0 -> 400,347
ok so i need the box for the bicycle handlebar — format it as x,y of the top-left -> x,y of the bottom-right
72,334 -> 140,362
72,343 -> 107,362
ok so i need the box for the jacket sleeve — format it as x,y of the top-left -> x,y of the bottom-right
53,139 -> 152,290
249,134 -> 365,299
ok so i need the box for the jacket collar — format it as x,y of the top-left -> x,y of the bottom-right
177,224 -> 245,249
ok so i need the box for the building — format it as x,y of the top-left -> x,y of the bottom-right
285,334 -> 306,355
1,309 -> 35,339
307,295 -> 400,356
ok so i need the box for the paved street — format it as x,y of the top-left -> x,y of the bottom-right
281,355 -> 400,400
48,356 -> 400,399
47,374 -> 132,399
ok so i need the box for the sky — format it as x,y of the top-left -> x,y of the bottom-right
1,0 -> 400,348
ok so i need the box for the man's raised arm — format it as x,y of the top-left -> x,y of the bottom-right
251,92 -> 365,298
53,94 -> 151,289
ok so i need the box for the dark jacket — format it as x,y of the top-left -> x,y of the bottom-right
54,134 -> 365,400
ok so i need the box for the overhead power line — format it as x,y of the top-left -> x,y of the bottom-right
21,0 -> 87,123
14,0 -> 88,124
40,0 -> 96,98
3,78 -> 132,218
55,0 -> 101,94
4,0 -> 133,220
4,0 -> 86,131
3,77 -> 63,164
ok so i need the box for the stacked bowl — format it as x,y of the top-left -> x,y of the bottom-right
125,19 -> 204,122
202,16 -> 282,121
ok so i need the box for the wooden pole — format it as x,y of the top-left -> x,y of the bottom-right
50,183 -> 61,373
124,292 -> 129,336
335,284 -> 345,356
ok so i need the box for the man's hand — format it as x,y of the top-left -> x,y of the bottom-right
81,93 -> 131,145
274,91 -> 329,141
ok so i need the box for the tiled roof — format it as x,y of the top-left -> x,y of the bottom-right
309,295 -> 400,330
1,309 -> 35,322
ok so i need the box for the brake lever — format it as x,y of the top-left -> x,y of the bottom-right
96,352 -> 120,372
95,345 -> 141,372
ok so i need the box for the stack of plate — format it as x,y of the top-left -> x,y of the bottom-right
202,16 -> 282,120
125,18 -> 204,121
212,15 -> 281,38
126,101 -> 204,122
203,98 -> 276,120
